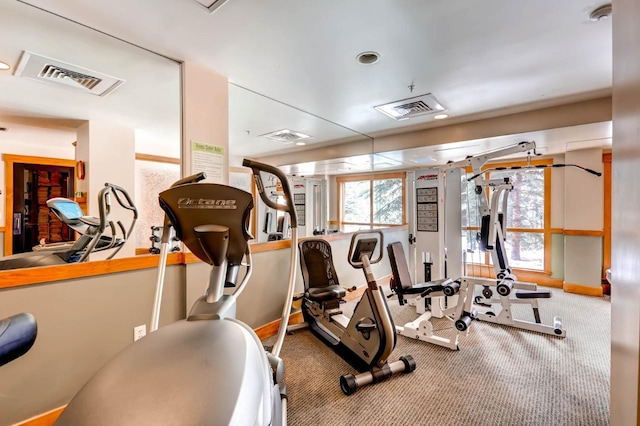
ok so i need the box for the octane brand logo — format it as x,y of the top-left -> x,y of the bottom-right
416,174 -> 438,181
177,198 -> 237,209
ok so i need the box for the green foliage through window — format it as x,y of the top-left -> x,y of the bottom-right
340,174 -> 404,229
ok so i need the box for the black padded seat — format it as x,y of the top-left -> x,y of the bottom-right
515,290 -> 551,299
308,286 -> 346,302
299,239 -> 347,305
387,241 -> 450,305
397,278 -> 449,295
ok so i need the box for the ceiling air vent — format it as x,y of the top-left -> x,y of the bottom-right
375,93 -> 446,120
260,129 -> 312,144
14,51 -> 125,97
191,0 -> 231,13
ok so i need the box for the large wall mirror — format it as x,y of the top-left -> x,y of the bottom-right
228,84 -> 375,242
0,1 -> 180,265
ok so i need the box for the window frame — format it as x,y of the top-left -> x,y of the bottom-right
464,158 -> 552,276
337,172 -> 407,230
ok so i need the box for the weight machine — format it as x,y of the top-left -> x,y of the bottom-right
442,141 -> 601,337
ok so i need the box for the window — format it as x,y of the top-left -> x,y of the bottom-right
463,160 -> 550,274
134,156 -> 181,251
337,172 -> 405,231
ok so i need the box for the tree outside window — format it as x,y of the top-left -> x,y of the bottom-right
463,162 -> 550,273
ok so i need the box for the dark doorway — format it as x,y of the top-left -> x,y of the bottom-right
12,163 -> 75,254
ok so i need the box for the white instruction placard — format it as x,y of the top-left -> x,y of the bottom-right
191,141 -> 224,183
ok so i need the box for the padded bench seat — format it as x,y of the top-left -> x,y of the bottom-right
515,290 -> 551,299
308,285 -> 346,302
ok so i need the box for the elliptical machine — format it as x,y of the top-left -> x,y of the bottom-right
56,159 -> 298,425
0,183 -> 137,270
297,231 -> 416,395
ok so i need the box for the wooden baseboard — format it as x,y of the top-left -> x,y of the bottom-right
563,282 -> 604,297
254,311 -> 304,340
15,406 -> 65,426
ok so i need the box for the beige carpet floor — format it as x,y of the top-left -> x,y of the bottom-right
274,287 -> 610,426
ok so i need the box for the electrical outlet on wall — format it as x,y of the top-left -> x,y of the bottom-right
133,324 -> 147,341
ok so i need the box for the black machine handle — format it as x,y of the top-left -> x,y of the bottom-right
170,172 -> 207,188
242,159 -> 298,228
98,183 -> 138,232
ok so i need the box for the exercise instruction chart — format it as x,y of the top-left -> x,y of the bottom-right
416,187 -> 438,232
294,193 -> 306,226
191,141 -> 224,183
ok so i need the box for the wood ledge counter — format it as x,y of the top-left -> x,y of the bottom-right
0,225 -> 408,289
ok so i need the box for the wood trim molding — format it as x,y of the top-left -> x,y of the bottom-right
15,406 -> 65,426
0,253 -> 183,290
563,282 -> 604,297
251,239 -> 292,253
603,155 -> 611,278
135,153 -> 180,164
563,229 -> 604,237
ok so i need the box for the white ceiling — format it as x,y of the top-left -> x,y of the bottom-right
0,0 -> 612,172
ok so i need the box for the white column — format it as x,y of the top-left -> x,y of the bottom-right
76,121 -> 136,260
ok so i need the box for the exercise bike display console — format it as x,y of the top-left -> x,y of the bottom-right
298,231 -> 416,395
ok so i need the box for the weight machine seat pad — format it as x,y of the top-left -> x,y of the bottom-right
400,278 -> 449,295
387,241 -> 447,295
515,290 -> 551,299
308,285 -> 346,302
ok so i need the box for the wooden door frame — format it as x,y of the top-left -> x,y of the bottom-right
3,154 -> 75,256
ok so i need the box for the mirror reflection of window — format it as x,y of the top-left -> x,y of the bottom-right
134,159 -> 180,251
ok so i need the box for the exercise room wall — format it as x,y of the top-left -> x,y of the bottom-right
563,148 -> 604,293
185,227 -> 408,329
611,0 -> 640,420
75,121 -> 136,260
0,265 -> 185,425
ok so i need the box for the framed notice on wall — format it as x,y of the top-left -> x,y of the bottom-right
191,141 -> 224,183
416,187 -> 438,232
294,193 -> 306,226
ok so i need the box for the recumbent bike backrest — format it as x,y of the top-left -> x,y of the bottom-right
299,239 -> 341,290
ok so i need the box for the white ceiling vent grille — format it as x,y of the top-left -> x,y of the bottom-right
14,51 -> 125,96
375,93 -> 446,120
191,0 -> 230,13
260,129 -> 312,144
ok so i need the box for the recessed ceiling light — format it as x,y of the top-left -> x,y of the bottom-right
357,51 -> 380,65
0,61 -> 10,70
433,114 -> 449,120
296,141 -> 306,146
